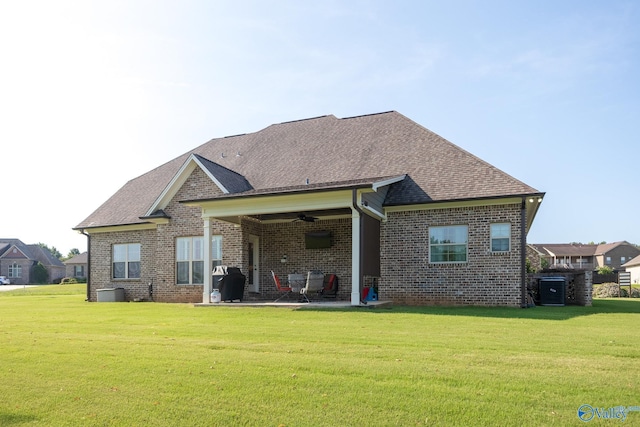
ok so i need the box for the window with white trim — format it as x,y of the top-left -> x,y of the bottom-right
177,237 -> 204,285
490,223 -> 511,252
429,225 -> 468,263
8,263 -> 22,278
212,235 -> 223,268
113,243 -> 141,279
176,236 -> 222,285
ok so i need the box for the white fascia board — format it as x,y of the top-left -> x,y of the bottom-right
372,175 -> 406,191
190,190 -> 355,218
384,196 -> 524,213
361,204 -> 385,220
144,154 -> 228,217
80,223 -> 158,234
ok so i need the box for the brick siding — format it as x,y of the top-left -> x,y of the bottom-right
88,167 -> 529,306
381,204 -> 524,306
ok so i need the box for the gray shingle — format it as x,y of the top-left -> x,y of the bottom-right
75,111 -> 539,229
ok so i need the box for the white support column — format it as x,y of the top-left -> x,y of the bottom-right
202,217 -> 212,303
351,208 -> 361,306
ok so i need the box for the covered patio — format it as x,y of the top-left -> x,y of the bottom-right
181,176 -> 405,306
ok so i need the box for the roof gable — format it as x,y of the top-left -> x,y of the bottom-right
622,254 -> 640,268
144,153 -> 252,217
0,239 -> 32,259
595,241 -> 633,255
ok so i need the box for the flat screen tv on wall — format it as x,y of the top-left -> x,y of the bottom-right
305,231 -> 331,249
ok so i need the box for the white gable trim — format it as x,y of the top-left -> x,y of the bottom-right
0,244 -> 29,259
372,174 -> 406,191
144,154 -> 229,217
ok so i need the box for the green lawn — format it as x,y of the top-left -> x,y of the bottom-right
1,285 -> 639,426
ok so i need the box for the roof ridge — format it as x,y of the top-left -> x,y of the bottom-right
341,110 -> 396,120
277,115 -> 332,125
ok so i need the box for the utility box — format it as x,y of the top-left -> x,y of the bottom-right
539,277 -> 565,306
97,287 -> 125,302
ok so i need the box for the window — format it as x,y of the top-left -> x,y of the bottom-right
8,263 -> 22,278
212,235 -> 223,268
113,243 -> 141,279
490,223 -> 511,252
177,237 -> 203,284
176,236 -> 222,285
74,265 -> 85,277
621,257 -> 626,264
606,256 -> 611,265
429,225 -> 468,263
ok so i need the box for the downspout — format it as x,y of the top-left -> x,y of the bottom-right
80,230 -> 91,302
352,189 -> 366,305
520,198 -> 527,308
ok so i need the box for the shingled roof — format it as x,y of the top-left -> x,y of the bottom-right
75,111 -> 540,229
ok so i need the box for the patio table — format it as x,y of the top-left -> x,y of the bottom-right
287,273 -> 305,294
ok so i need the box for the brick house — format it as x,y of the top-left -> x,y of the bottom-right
528,241 -> 640,271
622,255 -> 640,284
74,111 -> 544,306
0,239 -> 66,285
63,252 -> 88,280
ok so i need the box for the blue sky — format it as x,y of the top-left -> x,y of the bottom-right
1,0 -> 638,254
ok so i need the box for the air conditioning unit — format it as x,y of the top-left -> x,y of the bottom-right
538,277 -> 565,306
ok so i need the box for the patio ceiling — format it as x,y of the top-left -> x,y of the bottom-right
181,188 -> 372,224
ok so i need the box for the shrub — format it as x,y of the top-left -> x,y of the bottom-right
631,288 -> 640,298
597,266 -> 614,275
593,282 -> 624,298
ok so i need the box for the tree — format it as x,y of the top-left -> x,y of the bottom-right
62,248 -> 81,261
37,243 -> 62,260
32,262 -> 49,284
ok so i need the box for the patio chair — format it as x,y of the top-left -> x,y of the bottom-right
320,274 -> 338,298
272,271 -> 293,302
300,270 -> 325,302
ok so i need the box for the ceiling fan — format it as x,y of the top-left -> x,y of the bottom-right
294,213 -> 318,222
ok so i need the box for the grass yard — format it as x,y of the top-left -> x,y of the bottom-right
1,285 -> 639,426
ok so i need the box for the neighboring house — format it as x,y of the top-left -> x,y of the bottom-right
622,255 -> 640,284
529,241 -> 640,271
64,252 -> 88,279
0,239 -> 66,285
74,111 -> 544,306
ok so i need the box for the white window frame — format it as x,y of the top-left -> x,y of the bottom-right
429,225 -> 468,263
176,237 -> 204,285
112,243 -> 141,279
8,263 -> 22,278
490,223 -> 511,253
176,236 -> 223,285
211,235 -> 223,268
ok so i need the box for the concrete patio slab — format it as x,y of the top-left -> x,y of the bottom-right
194,300 -> 393,309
